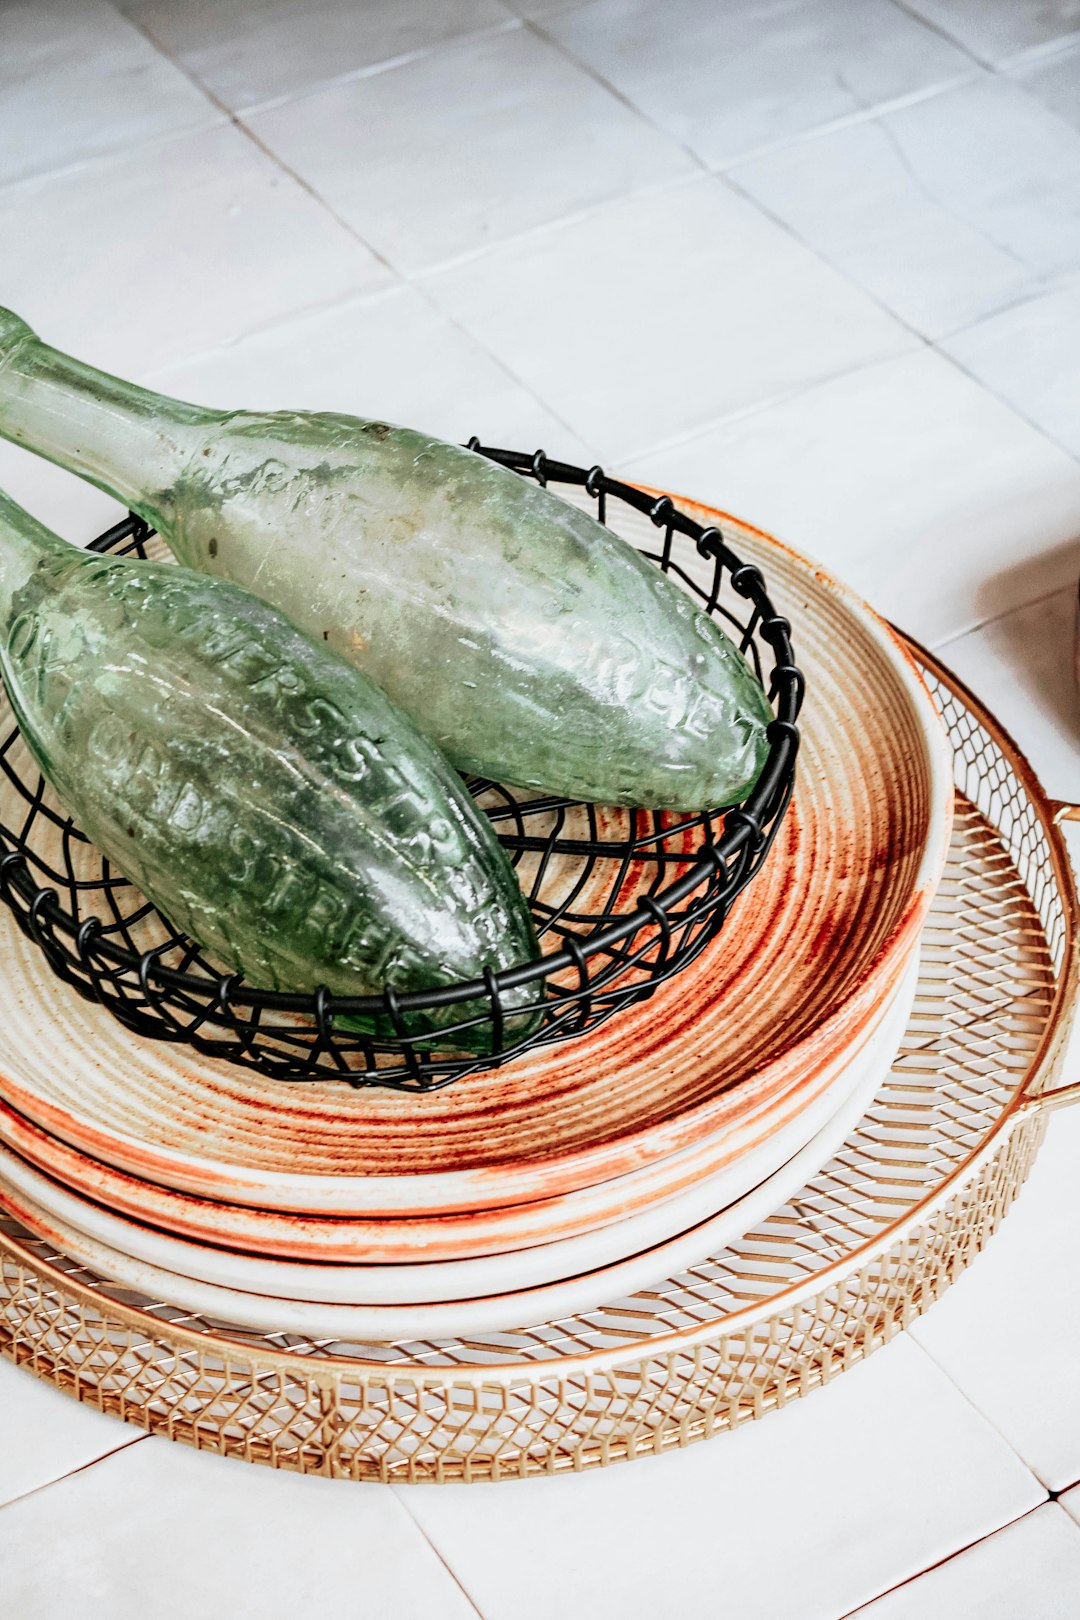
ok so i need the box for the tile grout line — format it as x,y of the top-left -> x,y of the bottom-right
504,0 -> 585,21
889,0 -> 1080,155
390,1486 -> 487,1620
610,343 -> 923,467
910,1290 -> 1063,1495
890,0 -> 1080,74
0,1431 -> 147,1515
139,282 -> 413,387
151,289 -> 419,385
113,10 -> 595,519
666,16 -> 1080,474
230,116 -> 403,285
0,113 -> 228,203
929,579 -> 1079,656
618,362 -> 1077,659
404,169 -> 703,280
522,15 -> 711,174
933,270 -> 1080,350
139,247 -> 589,458
116,3 -> 524,123
401,276 -> 592,455
529,4 -> 985,177
234,16 -> 524,120
6,160 -> 402,397
886,0 -> 999,70
997,62 -> 1080,157
118,8 -> 404,285
724,131 -> 1080,483
836,1498 -> 1059,1617
308,11 -> 1080,476
707,71 -> 983,176
928,342 -> 1080,471
713,152 -> 937,356
516,7 -> 976,412
521,0 -> 1000,326
1000,32 -> 1080,71
127,5 -> 617,453
57,4 -> 1080,375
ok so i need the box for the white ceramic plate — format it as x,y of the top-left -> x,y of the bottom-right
0,981 -> 908,1340
0,960 -> 915,1300
0,945 -> 919,1268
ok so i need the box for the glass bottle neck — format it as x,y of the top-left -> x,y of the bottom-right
0,487 -> 73,630
0,328 -> 217,527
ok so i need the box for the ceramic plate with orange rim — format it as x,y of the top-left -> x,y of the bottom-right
0,998 -> 905,1340
0,503 -> 953,1219
0,957 -> 915,1263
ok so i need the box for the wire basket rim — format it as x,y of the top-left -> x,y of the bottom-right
0,449 -> 802,1041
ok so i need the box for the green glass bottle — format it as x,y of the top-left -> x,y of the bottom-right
0,308 -> 772,811
0,487 -> 539,1049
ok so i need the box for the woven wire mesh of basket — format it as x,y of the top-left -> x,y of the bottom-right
0,448 -> 801,1090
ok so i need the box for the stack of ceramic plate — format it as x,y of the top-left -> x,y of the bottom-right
0,505 -> 953,1341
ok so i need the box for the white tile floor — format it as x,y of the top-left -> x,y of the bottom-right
115,0 -> 517,112
1014,37 -> 1080,130
0,1358 -> 136,1509
623,347 -> 1080,644
248,27 -> 694,275
729,78 -> 1080,339
424,177 -> 914,460
899,0 -> 1080,67
541,0 -> 974,168
0,0 -> 221,189
849,1503 -> 1080,1618
399,1340 -> 1044,1620
0,1438 -> 484,1620
2,1 -> 1080,1615
942,286 -> 1080,457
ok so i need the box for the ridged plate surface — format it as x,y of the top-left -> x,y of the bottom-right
0,967 -> 915,1305
0,989 -> 906,1340
0,958 -> 915,1262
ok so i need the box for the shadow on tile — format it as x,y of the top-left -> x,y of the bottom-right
973,530 -> 1080,646
989,590 -> 1080,751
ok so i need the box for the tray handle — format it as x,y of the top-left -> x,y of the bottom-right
1030,801 -> 1080,1112
1036,1082 -> 1080,1114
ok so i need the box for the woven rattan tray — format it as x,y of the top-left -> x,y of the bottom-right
1,639 -> 1077,1482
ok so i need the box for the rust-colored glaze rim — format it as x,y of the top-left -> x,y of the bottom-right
0,984 -> 909,1340
0,506 -> 954,1218
0,958 -> 916,1266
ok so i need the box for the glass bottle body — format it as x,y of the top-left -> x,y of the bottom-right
0,310 -> 772,811
0,494 -> 539,1049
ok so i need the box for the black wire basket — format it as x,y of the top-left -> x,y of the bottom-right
0,448 -> 802,1090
